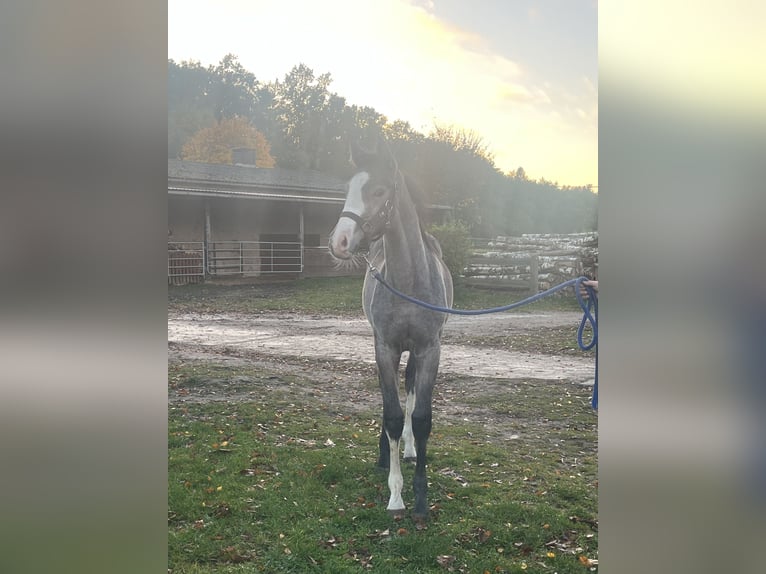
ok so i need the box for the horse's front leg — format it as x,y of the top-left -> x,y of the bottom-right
411,345 -> 440,520
375,342 -> 405,515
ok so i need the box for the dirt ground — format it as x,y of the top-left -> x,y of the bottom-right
168,309 -> 595,401
168,311 -> 594,380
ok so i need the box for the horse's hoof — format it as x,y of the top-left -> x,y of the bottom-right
412,512 -> 429,527
387,508 -> 406,520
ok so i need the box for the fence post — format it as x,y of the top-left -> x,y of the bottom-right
529,254 -> 539,294
204,201 -> 211,275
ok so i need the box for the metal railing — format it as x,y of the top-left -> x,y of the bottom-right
206,241 -> 303,275
168,242 -> 205,284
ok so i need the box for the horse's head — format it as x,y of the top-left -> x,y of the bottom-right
328,138 -> 399,260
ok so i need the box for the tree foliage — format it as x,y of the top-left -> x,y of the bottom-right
180,117 -> 276,167
168,57 -> 597,235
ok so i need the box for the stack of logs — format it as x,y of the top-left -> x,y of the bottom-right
465,232 -> 598,293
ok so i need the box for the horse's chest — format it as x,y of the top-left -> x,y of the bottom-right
368,300 -> 444,348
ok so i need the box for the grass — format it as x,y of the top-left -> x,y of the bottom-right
168,277 -> 366,316
169,362 -> 597,573
168,276 -> 585,316
169,275 -> 597,572
443,326 -> 596,357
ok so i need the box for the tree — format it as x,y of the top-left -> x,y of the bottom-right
209,54 -> 262,121
269,64 -> 334,169
402,123 -> 501,234
168,59 -> 216,158
167,58 -> 598,234
180,116 -> 276,167
429,123 -> 494,166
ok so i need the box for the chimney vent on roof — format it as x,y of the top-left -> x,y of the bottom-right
231,147 -> 257,167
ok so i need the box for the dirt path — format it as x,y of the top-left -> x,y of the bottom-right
168,311 -> 595,382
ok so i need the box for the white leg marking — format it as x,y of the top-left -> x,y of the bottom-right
386,433 -> 405,511
403,391 -> 417,460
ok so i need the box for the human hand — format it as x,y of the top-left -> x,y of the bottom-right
580,279 -> 598,298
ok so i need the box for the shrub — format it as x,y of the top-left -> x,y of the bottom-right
429,221 -> 472,279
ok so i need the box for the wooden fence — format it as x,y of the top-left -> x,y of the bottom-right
465,232 -> 598,294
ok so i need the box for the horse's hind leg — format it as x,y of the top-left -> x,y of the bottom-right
402,353 -> 417,462
411,346 -> 440,520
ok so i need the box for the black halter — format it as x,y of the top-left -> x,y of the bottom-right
339,174 -> 398,241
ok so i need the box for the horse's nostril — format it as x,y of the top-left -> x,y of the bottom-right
340,236 -> 348,249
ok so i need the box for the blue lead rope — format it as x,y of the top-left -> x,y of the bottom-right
365,262 -> 598,409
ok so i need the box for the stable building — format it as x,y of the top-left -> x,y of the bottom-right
168,154 -> 450,284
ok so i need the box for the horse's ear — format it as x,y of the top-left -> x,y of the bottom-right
350,139 -> 376,169
378,134 -> 397,174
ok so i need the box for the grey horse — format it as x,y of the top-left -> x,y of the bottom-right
328,139 -> 453,520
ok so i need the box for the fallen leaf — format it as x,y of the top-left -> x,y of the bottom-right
220,546 -> 251,563
472,527 -> 492,543
436,555 -> 456,568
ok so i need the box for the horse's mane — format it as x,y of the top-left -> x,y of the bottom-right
401,172 -> 431,229
400,172 -> 443,256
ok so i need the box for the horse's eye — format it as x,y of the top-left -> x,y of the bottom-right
372,187 -> 387,198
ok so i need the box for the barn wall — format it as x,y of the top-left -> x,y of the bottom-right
168,196 -> 205,242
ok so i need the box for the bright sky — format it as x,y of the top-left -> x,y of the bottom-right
168,0 -> 597,188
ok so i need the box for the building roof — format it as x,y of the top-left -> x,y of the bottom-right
168,159 -> 347,204
168,159 -> 451,211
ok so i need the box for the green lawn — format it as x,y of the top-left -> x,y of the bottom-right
169,364 -> 597,573
169,276 -> 597,573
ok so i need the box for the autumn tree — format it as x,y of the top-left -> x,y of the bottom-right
180,116 -> 276,167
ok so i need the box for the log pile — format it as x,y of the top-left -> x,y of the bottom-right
466,232 -> 598,293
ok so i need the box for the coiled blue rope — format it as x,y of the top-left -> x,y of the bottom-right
364,260 -> 598,408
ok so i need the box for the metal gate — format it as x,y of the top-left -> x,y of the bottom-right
207,241 -> 303,276
168,242 -> 205,285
